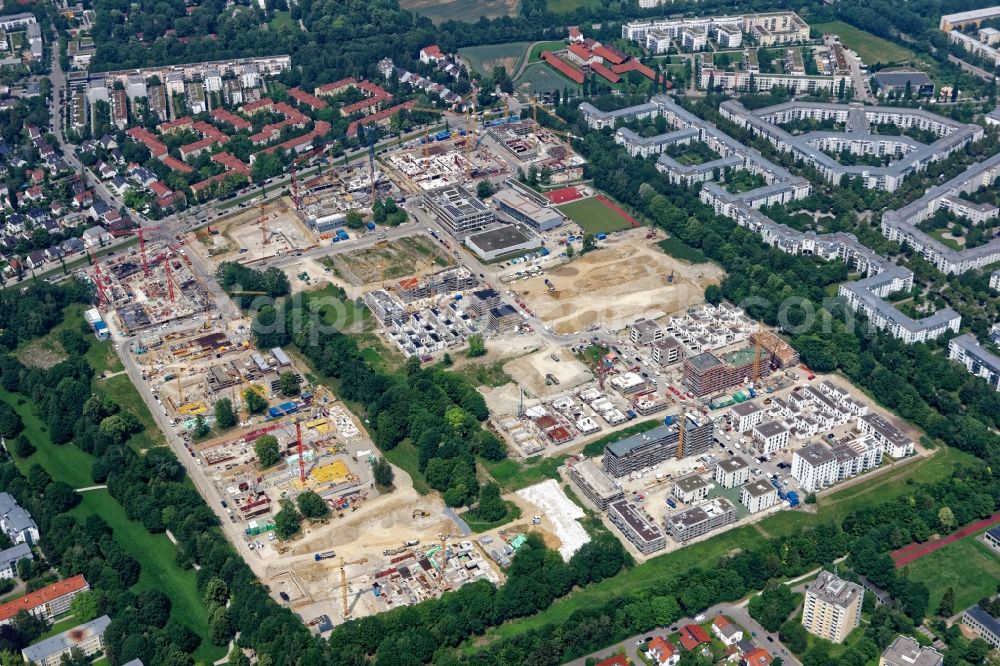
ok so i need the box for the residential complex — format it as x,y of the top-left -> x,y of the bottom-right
608,499 -> 666,554
715,455 -> 750,489
0,492 -> 38,545
622,12 -> 809,52
791,436 -> 883,492
802,571 -> 863,643
948,334 -> 1000,390
664,497 -> 738,543
740,479 -> 778,513
567,457 -> 624,510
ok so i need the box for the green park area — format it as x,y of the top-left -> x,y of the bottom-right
459,42 -> 530,77
558,197 -> 635,234
398,0 -> 517,23
904,532 -> 1000,613
813,21 -> 916,65
516,62 -> 581,96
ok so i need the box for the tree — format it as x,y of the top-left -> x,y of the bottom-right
0,404 -> 22,439
13,434 -> 34,458
372,457 -> 394,489
208,605 -> 233,646
69,591 -> 101,623
244,387 -> 268,414
805,493 -> 817,504
937,587 -> 955,617
204,578 -> 230,607
748,584 -> 801,632
297,490 -> 329,519
194,414 -> 210,438
565,243 -> 575,258
704,284 -> 722,305
582,233 -> 597,253
779,620 -> 808,654
255,435 -> 281,468
345,210 -> 364,230
279,371 -> 300,396
273,498 -> 301,539
476,180 -> 494,199
467,334 -> 486,358
937,506 -> 955,530
214,398 -> 237,429
470,482 -> 507,522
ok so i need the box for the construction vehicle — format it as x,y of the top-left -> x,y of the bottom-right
544,278 -> 555,292
314,550 -> 336,561
412,509 -> 429,518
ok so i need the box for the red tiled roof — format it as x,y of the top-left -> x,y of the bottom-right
211,108 -> 251,131
648,636 -> 677,664
595,657 -> 627,666
347,101 -> 414,136
568,43 -> 594,61
0,576 -> 87,622
568,26 -> 581,38
288,87 -> 328,110
593,45 -> 626,65
149,181 -> 172,197
242,98 -> 274,114
421,45 -> 444,59
741,648 -> 772,666
611,59 -> 673,88
211,152 -> 251,176
126,127 -> 167,158
315,77 -> 358,96
162,155 -> 193,174
158,116 -> 193,133
679,624 -> 710,651
713,616 -> 731,628
541,51 -> 584,84
591,61 -> 621,83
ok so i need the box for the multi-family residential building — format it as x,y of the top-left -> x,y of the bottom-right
729,401 -> 767,433
802,571 -> 863,643
962,605 -> 1000,649
603,414 -> 714,477
948,333 -> 1000,391
0,493 -> 38,545
664,497 -> 738,543
22,615 -> 111,666
0,543 -> 31,578
752,420 -> 789,454
857,413 -> 914,458
715,456 -> 750,489
878,636 -> 943,666
651,336 -> 684,367
791,442 -> 838,493
0,575 -> 89,625
608,499 -> 666,554
630,318 -> 664,344
567,458 -> 624,510
672,473 -> 710,504
741,479 -> 778,513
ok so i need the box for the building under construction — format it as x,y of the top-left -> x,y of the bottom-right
393,266 -> 478,302
749,330 -> 800,369
602,412 -> 714,477
681,346 -> 775,397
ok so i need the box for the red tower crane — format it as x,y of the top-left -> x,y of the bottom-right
259,199 -> 269,246
290,165 -> 300,210
89,251 -> 107,306
163,256 -> 175,303
296,420 -> 306,484
110,225 -> 161,277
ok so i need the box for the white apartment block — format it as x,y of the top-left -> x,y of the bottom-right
630,318 -> 664,344
741,479 -> 778,513
949,333 -> 1000,391
792,442 -> 838,492
715,456 -> 750,489
752,420 -> 789,454
673,473 -> 711,504
802,571 -> 862,643
700,68 -> 852,94
729,400 -> 766,432
857,413 -> 914,458
623,12 -> 806,52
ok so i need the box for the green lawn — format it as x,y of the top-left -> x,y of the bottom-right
269,10 -> 297,30
459,42 -> 531,77
528,40 -> 568,62
96,374 -> 165,452
384,440 -> 431,494
558,197 -> 634,235
903,532 -> 1000,613
452,360 -> 512,388
929,228 -> 963,251
657,236 -> 709,265
398,0 -> 516,23
483,454 -> 567,492
515,62 -> 581,96
0,384 -> 223,661
812,21 -> 916,65
546,0 -> 599,12
35,615 -> 82,641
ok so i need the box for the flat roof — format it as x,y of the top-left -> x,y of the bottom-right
675,473 -> 708,493
571,458 -> 622,499
742,479 -> 776,498
861,412 -> 912,447
609,499 -> 663,542
686,351 -> 722,373
22,615 -> 111,663
880,636 -> 943,666
731,401 -> 764,416
717,456 -> 749,473
492,188 -> 564,226
795,442 -> 835,466
467,224 -> 537,252
753,420 -> 787,439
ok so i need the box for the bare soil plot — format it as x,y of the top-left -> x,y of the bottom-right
323,236 -> 450,286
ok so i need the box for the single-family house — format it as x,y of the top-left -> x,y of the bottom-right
712,616 -> 744,646
678,624 -> 710,651
646,636 -> 679,666
81,225 -> 111,248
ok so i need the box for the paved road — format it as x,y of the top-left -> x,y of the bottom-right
947,54 -> 997,82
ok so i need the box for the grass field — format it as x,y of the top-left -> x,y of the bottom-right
903,532 -> 1000,613
0,387 -> 224,663
459,42 -> 530,77
813,21 -> 916,65
558,197 -> 634,234
528,40 -> 569,62
546,0 -> 599,12
398,0 -> 517,23
515,62 -> 581,96
384,440 -> 431,494
657,236 -> 709,264
483,455 -> 567,492
269,11 -> 297,30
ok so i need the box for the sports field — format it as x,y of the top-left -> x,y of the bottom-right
515,61 -> 581,96
558,196 -> 635,234
813,21 -> 915,65
459,42 -> 530,77
903,532 -> 1000,613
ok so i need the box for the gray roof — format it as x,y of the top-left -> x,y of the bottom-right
0,493 -> 36,536
796,442 -> 835,466
806,571 -> 862,609
753,420 -> 787,439
730,401 -> 764,417
880,635 -> 942,666
742,479 -> 776,498
0,543 -> 31,570
717,455 -> 748,473
964,605 -> 1000,641
22,615 -> 111,663
674,473 -> 708,493
874,71 -> 934,88
467,225 -> 536,253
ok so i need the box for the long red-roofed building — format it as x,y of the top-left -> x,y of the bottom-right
162,155 -> 194,174
126,127 -> 167,158
158,116 -> 193,133
591,61 -> 621,83
612,59 -> 673,87
287,87 -> 328,110
0,575 -> 89,625
347,101 -> 414,136
315,77 -> 358,96
594,44 -> 627,65
541,51 -> 585,84
211,108 -> 251,131
211,152 -> 251,177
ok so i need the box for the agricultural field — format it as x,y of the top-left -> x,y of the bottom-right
557,196 -> 635,234
903,535 -> 1000,613
813,21 -> 916,65
459,42 -> 530,77
546,0 -> 599,12
515,61 -> 581,96
399,0 -> 517,23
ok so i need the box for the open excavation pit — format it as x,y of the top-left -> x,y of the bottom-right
197,196 -> 317,265
515,232 -> 724,334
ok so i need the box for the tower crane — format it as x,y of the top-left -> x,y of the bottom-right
110,225 -> 161,276
89,250 -> 107,307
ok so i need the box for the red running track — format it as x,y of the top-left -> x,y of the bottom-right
545,186 -> 583,204
596,194 -> 640,228
891,510 -> 1000,567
